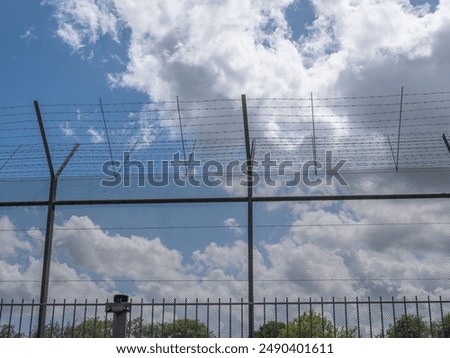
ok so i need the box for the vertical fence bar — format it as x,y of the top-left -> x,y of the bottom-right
286,297 -> 289,337
344,297 -> 348,337
93,299 -> 99,338
71,299 -> 77,338
50,299 -> 56,337
391,297 -> 396,335
368,296 -> 373,338
61,299 -> 67,338
439,296 -> 444,338
195,298 -> 199,337
228,298 -> 232,338
172,299 -> 176,336
82,299 -> 88,338
263,297 -> 267,325
161,298 -> 165,336
29,300 -> 35,338
150,298 -> 155,338
138,299 -> 144,338
218,298 -> 221,338
427,296 -> 433,337
332,297 -> 336,338
241,94 -> 254,337
403,296 -> 408,336
0,299 -> 3,326
7,299 -> 13,338
184,298 -> 188,337
104,298 -> 110,338
321,297 -> 325,338
274,297 -> 278,335
380,297 -> 385,338
206,298 -> 210,338
241,298 -> 244,338
415,296 -> 420,337
356,297 -> 360,338
18,299 -> 24,337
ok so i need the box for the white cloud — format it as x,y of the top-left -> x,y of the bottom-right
20,27 -> 38,41
56,22 -> 84,50
0,216 -> 32,257
60,121 -> 75,136
87,127 -> 104,143
223,217 -> 244,236
43,0 -> 120,52
53,215 -> 187,280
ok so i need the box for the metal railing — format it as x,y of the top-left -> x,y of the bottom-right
1,296 -> 449,338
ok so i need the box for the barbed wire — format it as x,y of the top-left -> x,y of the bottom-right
1,93 -> 449,178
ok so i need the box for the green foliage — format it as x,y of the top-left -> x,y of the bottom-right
254,311 -> 356,338
254,321 -> 286,338
64,317 -> 113,338
129,318 -> 214,338
31,322 -> 64,338
385,314 -> 429,338
431,313 -> 450,338
0,324 -> 23,338
29,318 -> 112,338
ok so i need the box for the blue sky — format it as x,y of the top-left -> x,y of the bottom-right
1,0 -> 450,307
0,0 -> 146,105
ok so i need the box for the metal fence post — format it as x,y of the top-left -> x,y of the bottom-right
106,295 -> 131,338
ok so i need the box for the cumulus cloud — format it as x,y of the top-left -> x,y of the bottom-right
223,218 -> 244,237
0,216 -> 33,257
53,215 -> 187,281
42,0 -> 450,100
43,0 -> 120,51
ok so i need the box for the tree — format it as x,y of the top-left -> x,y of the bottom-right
63,317 -> 113,338
385,314 -> 429,338
254,321 -> 286,338
432,313 -> 450,338
280,310 -> 356,338
129,318 -> 214,338
30,322 -> 64,338
0,324 -> 23,338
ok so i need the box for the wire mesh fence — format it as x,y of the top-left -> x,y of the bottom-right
1,91 -> 449,337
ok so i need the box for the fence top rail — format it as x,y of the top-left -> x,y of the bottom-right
2,297 -> 450,307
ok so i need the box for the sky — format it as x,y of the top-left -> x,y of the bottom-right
1,0 -> 450,330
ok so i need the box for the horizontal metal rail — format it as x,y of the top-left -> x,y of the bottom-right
1,192 -> 449,207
